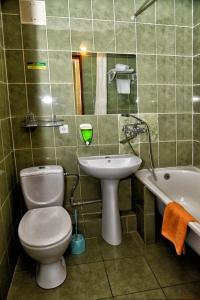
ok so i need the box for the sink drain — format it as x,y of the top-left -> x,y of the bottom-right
164,173 -> 170,180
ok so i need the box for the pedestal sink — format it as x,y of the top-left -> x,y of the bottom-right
78,154 -> 142,245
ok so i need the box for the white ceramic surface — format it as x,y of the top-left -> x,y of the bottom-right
78,154 -> 142,179
18,166 -> 72,289
136,166 -> 200,256
78,155 -> 142,245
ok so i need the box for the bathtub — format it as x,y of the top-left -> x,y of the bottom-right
135,167 -> 200,255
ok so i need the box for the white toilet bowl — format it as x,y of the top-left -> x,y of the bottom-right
18,206 -> 72,289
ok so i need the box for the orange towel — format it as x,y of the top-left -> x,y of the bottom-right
161,202 -> 196,255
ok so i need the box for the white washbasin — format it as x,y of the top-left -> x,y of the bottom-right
78,154 -> 142,246
78,154 -> 142,180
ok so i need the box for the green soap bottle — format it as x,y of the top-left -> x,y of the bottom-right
80,124 -> 93,146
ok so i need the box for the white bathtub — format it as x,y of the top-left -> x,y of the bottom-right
135,167 -> 200,255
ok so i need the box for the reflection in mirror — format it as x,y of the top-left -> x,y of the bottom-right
72,52 -> 137,115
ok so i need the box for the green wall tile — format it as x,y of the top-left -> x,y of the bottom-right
1,119 -> 12,155
15,149 -> 33,174
77,145 -> 99,158
159,142 -> 176,167
119,179 -> 132,211
92,0 -> 114,20
193,0 -> 200,26
0,84 -> 8,119
177,141 -> 192,166
49,51 -> 72,83
32,147 -> 56,166
157,85 -> 176,113
47,17 -> 70,50
0,161 -> 8,207
98,115 -> 119,144
69,0 -> 92,18
194,56 -> 200,85
56,146 -> 78,173
27,84 -> 52,116
22,25 -> 47,50
137,24 -> 156,54
2,198 -> 12,243
9,84 -> 27,117
31,127 -> 54,148
193,86 -> 200,113
71,19 -> 93,52
6,50 -> 25,83
194,114 -> 200,141
93,20 -> 115,53
46,0 -> 69,17
157,56 -> 175,84
3,15 -> 22,49
177,114 -> 192,140
0,251 -> 11,300
193,141 -> 200,167
0,212 -> 6,260
156,25 -> 175,55
115,22 -> 136,54
176,86 -> 192,113
138,85 -> 157,113
156,0 -> 175,25
175,0 -> 192,26
80,176 -> 101,201
99,145 -> 119,155
114,0 -> 134,21
137,55 -> 156,84
194,25 -> 200,56
51,84 -> 75,115
1,0 -> 19,13
176,27 -> 192,56
176,57 -> 192,85
158,114 -> 176,141
11,118 -> 31,149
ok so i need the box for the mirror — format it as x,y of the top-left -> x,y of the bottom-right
72,52 -> 137,115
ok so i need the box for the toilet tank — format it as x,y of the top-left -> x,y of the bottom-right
20,166 -> 64,210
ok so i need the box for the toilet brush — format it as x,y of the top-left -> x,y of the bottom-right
70,209 -> 86,255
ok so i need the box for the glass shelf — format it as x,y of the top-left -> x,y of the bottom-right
21,113 -> 64,128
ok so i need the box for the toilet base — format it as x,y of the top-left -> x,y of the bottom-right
36,256 -> 66,289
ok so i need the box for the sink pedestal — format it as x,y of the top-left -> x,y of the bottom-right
101,179 -> 122,245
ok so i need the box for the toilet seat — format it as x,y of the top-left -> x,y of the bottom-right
18,206 -> 72,248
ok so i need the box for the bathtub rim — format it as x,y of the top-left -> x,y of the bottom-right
135,166 -> 200,237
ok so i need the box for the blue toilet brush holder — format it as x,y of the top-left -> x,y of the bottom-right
70,209 -> 86,255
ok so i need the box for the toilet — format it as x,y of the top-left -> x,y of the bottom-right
18,165 -> 72,289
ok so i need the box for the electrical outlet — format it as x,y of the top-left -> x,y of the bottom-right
59,124 -> 69,134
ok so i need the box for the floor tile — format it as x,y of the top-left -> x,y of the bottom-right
113,289 -> 166,299
145,243 -> 200,287
163,281 -> 200,299
7,271 -> 61,300
60,262 -> 112,299
66,238 -> 103,265
8,262 -> 112,300
99,232 -> 144,261
104,257 -> 159,296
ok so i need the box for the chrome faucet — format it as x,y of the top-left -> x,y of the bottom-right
120,123 -> 146,144
120,113 -> 157,180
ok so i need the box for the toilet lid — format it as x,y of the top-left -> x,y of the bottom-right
18,207 -> 72,248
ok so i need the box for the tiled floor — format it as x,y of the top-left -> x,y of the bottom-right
7,232 -> 200,300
